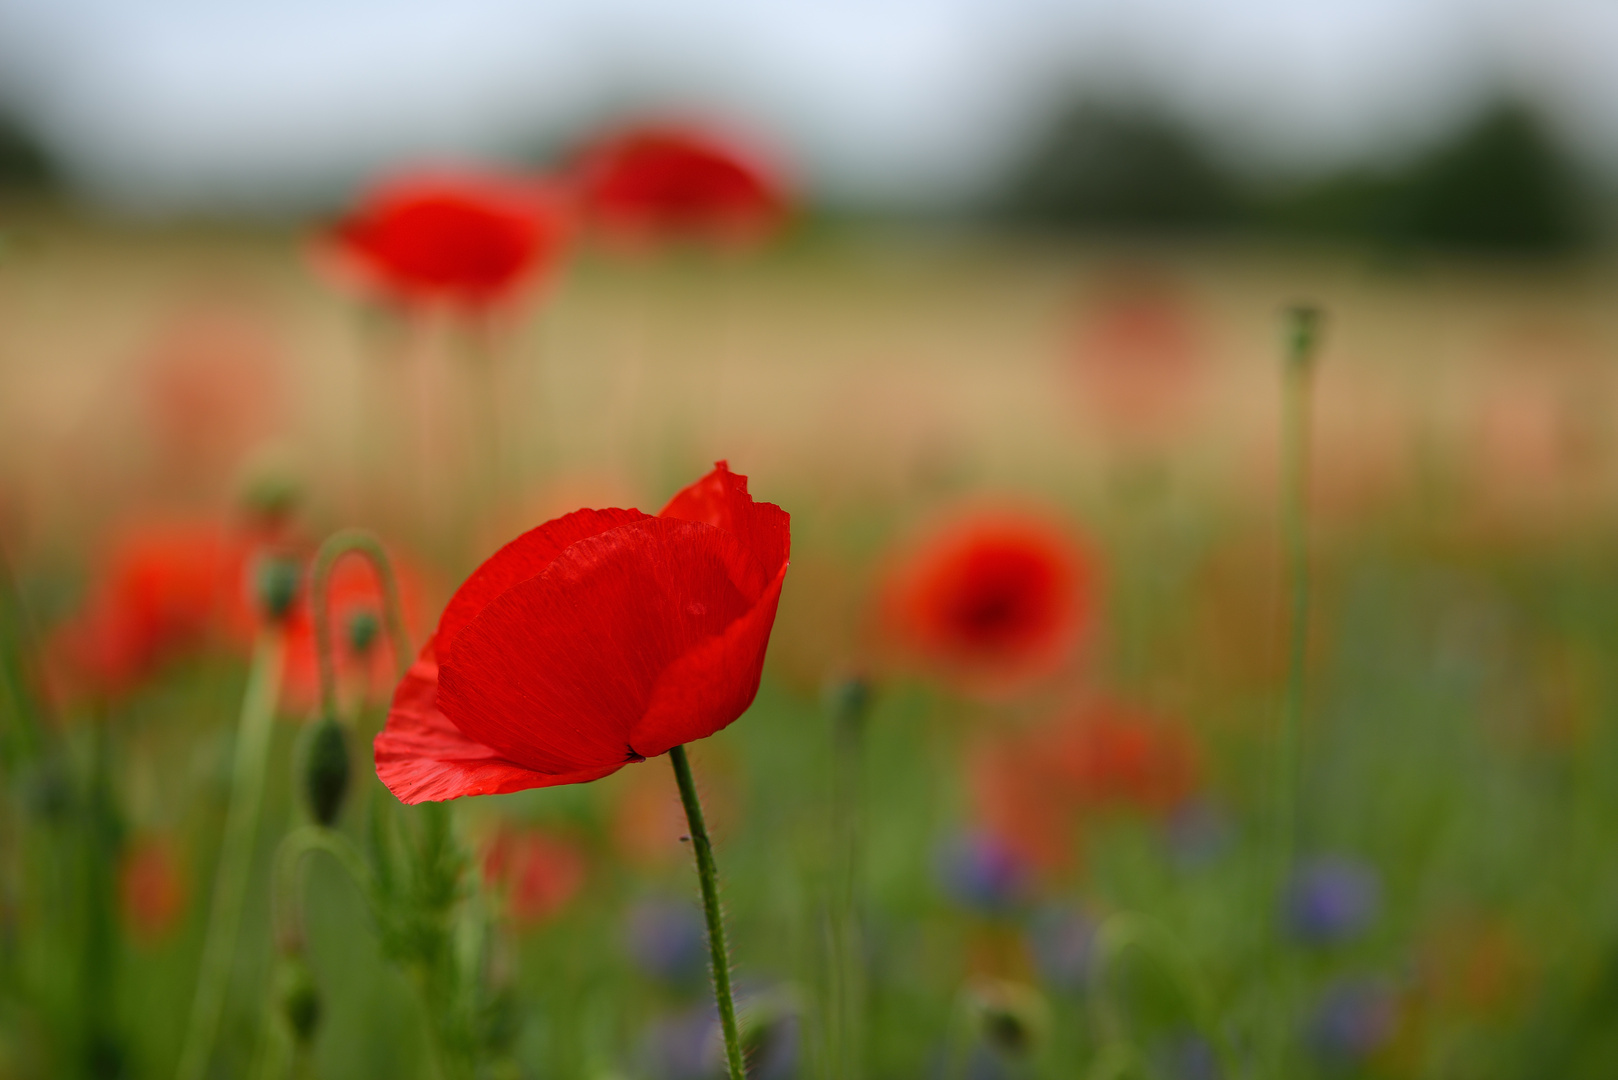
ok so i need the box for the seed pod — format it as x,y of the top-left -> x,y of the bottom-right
303,716 -> 350,827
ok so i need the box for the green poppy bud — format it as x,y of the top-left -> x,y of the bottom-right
965,977 -> 1049,1057
302,716 -> 350,827
277,954 -> 321,1046
254,556 -> 301,623
346,608 -> 380,656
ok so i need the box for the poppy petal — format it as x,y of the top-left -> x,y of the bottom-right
629,558 -> 787,757
660,461 -> 790,591
437,518 -> 757,773
437,507 -> 650,661
375,642 -> 625,804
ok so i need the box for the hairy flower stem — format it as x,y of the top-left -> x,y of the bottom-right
176,629 -> 285,1080
1271,304 -> 1321,1076
670,744 -> 746,1080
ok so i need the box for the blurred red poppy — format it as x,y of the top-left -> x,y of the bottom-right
573,123 -> 787,248
119,836 -> 188,941
883,511 -> 1095,694
1071,272 -> 1207,442
482,826 -> 586,926
53,520 -> 252,697
375,461 -> 790,803
277,545 -> 429,717
324,171 -> 569,310
972,699 -> 1200,872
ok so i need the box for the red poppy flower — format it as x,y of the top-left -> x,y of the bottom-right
971,700 -> 1201,872
119,836 -> 188,941
883,511 -> 1094,694
375,462 -> 790,804
54,520 -> 252,697
277,546 -> 428,716
573,123 -> 787,247
482,826 -> 586,926
1072,272 -> 1207,442
325,170 -> 569,310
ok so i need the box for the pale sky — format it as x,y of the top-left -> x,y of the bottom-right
1,0 -> 1615,211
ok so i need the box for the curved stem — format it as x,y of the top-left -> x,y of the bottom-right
1087,912 -> 1236,1080
176,629 -> 286,1080
309,529 -> 413,724
271,824 -> 374,953
669,744 -> 745,1080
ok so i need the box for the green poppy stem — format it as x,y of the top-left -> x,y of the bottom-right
176,628 -> 285,1080
1271,304 -> 1321,1075
669,743 -> 745,1080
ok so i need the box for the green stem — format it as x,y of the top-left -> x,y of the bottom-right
826,679 -> 870,1080
309,529 -> 412,724
176,629 -> 286,1080
1271,304 -> 1321,1075
669,744 -> 746,1080
81,710 -> 123,1079
0,540 -> 47,768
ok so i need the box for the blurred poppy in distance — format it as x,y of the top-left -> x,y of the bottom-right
324,170 -> 569,311
883,511 -> 1094,695
574,123 -> 788,248
972,699 -> 1200,872
375,461 -> 790,803
482,826 -> 586,927
118,836 -> 188,942
53,520 -> 252,698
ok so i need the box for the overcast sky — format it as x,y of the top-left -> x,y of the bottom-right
1,0 -> 1616,211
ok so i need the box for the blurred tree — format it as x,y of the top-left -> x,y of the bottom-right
0,108 -> 57,192
1265,101 -> 1591,254
998,99 -> 1249,233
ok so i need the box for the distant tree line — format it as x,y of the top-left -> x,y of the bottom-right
997,98 -> 1597,255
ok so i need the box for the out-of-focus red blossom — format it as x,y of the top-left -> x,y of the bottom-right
375,462 -> 790,804
277,547 -> 429,716
324,171 -> 569,310
118,837 -> 188,941
52,521 -> 253,698
882,511 -> 1095,695
140,309 -> 286,478
573,123 -> 787,248
1071,273 -> 1207,442
972,701 -> 1200,872
482,826 -> 586,926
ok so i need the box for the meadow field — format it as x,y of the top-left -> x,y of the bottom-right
4,205 -> 1618,1079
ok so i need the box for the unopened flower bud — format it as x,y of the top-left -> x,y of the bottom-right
965,977 -> 1049,1057
824,672 -> 873,739
241,472 -> 301,533
277,953 -> 321,1046
254,556 -> 301,623
346,609 -> 380,656
302,716 -> 350,827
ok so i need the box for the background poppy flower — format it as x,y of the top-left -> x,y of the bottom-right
53,520 -> 252,697
118,836 -> 188,942
883,510 -> 1094,694
574,123 -> 788,248
482,826 -> 586,927
970,699 -> 1201,872
375,461 -> 790,804
324,170 -> 569,310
